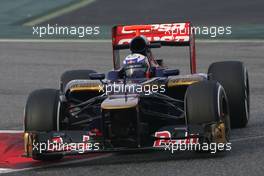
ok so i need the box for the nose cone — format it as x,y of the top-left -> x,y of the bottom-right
101,95 -> 139,110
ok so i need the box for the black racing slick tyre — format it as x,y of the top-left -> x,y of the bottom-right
60,70 -> 96,91
25,89 -> 60,131
24,89 -> 63,160
185,81 -> 230,142
208,61 -> 250,128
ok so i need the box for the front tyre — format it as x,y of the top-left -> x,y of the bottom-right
185,81 -> 231,152
24,89 -> 63,160
208,61 -> 250,128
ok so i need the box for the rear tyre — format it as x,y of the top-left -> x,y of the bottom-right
24,89 -> 63,160
208,61 -> 249,128
185,81 -> 231,151
60,70 -> 96,91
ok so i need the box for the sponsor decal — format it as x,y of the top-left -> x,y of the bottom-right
153,131 -> 232,154
153,131 -> 198,147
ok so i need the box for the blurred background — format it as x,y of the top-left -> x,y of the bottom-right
1,0 -> 264,39
0,2 -> 264,175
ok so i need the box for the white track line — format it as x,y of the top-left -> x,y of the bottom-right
24,0 -> 97,26
0,39 -> 264,43
0,130 -> 23,133
0,168 -> 15,174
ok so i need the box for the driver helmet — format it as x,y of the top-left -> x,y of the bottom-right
123,53 -> 150,78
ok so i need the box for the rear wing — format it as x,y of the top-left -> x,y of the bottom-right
112,22 -> 196,74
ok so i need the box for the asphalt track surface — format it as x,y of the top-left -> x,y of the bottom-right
0,40 -> 264,175
46,0 -> 264,25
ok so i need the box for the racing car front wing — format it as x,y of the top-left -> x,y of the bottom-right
24,127 -> 201,157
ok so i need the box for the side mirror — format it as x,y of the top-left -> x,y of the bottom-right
107,71 -> 119,81
89,73 -> 105,80
163,69 -> 180,77
156,59 -> 163,67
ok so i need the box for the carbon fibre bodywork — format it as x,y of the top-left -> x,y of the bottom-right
24,74 -> 207,157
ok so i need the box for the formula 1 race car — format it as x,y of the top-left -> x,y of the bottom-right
24,22 -> 250,160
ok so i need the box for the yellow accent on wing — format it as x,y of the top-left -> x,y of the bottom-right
167,80 -> 198,87
70,86 -> 101,92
